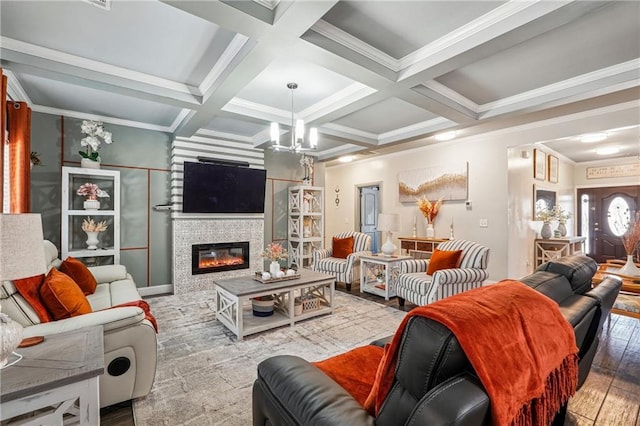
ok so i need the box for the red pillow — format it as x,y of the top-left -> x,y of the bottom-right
59,257 -> 97,295
39,269 -> 92,320
333,236 -> 354,259
13,274 -> 52,323
427,249 -> 463,275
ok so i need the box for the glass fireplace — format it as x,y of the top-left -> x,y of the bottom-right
192,242 -> 250,275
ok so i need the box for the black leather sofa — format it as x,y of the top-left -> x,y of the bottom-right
252,255 -> 622,426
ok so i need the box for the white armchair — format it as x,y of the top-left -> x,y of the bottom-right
312,232 -> 372,291
396,239 -> 490,307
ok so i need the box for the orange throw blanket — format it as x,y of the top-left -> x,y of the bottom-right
108,300 -> 158,333
365,280 -> 579,426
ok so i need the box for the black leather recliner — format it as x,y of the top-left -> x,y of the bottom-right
252,255 -> 622,426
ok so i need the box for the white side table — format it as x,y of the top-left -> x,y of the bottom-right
360,254 -> 412,300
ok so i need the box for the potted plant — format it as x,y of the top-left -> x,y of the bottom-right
375,269 -> 384,283
619,211 -> 640,276
79,120 -> 113,169
76,182 -> 110,210
260,242 -> 288,276
81,217 -> 108,250
417,196 -> 443,238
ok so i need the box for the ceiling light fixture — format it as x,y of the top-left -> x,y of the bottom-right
435,131 -> 456,141
580,133 -> 607,143
338,156 -> 353,163
595,146 -> 620,155
270,83 -> 318,154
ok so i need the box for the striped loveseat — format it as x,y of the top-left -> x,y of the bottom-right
312,232 -> 371,291
396,239 -> 490,307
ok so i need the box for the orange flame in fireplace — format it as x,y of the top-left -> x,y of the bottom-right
199,255 -> 244,268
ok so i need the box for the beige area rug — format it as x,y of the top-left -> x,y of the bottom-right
132,291 -> 406,425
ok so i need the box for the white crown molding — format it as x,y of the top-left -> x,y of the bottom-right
420,80 -> 478,113
198,34 -> 250,97
3,70 -> 32,104
251,127 -> 272,147
1,37 -> 199,96
252,0 -> 279,11
321,123 -> 378,142
31,105 -> 176,133
223,98 -> 291,123
175,135 -> 259,151
168,109 -> 193,133
193,129 -> 254,144
300,83 -> 377,123
378,117 -> 454,144
310,20 -> 399,72
316,143 -> 363,161
479,59 -> 640,116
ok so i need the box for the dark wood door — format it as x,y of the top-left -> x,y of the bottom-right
577,185 -> 639,263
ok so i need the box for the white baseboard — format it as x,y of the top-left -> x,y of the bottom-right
139,284 -> 173,297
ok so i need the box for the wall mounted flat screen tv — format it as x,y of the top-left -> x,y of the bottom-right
182,162 -> 267,213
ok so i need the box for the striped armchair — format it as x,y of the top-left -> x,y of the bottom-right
312,232 -> 372,291
396,240 -> 490,307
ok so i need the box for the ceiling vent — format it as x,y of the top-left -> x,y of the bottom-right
84,0 -> 111,11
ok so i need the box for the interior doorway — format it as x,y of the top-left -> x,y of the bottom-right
358,185 -> 380,253
577,185 -> 639,263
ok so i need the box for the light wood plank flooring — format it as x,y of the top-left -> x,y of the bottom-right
101,284 -> 640,425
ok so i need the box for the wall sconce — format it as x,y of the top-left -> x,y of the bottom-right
334,186 -> 340,208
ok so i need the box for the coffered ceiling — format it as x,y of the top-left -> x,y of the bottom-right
1,0 -> 639,163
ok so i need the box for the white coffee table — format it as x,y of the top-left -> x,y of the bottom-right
214,269 -> 335,340
360,254 -> 412,300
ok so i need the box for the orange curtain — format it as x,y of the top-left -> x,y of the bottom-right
0,69 -> 6,210
7,101 -> 31,213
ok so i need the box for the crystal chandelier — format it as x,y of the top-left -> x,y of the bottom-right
270,83 -> 318,153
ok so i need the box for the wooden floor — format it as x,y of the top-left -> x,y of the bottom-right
101,283 -> 640,425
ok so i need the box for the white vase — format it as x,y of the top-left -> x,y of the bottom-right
84,198 -> 100,210
618,255 -> 640,277
269,261 -> 280,276
85,231 -> 100,250
557,222 -> 567,237
81,158 -> 100,169
426,222 -> 435,238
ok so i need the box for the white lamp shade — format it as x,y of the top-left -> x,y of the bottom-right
295,119 -> 305,142
270,122 -> 280,144
0,214 -> 47,281
309,127 -> 318,147
377,213 -> 400,232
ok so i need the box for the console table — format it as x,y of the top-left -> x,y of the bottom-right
0,326 -> 104,425
214,270 -> 335,340
534,237 -> 586,267
398,237 -> 448,258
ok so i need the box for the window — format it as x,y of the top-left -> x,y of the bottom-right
607,196 -> 630,237
581,194 -> 590,254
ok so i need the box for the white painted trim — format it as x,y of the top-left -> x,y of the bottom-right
175,135 -> 260,150
223,98 -> 292,123
1,37 -> 199,96
300,83 -> 377,123
253,0 -> 279,10
171,212 -> 266,220
138,285 -> 173,297
321,123 -> 378,141
30,105 -> 177,132
4,70 -> 32,104
195,129 -> 254,143
169,109 -> 193,133
310,20 -> 399,71
420,80 -> 478,113
198,34 -> 250,96
378,117 -> 455,144
252,127 -> 272,147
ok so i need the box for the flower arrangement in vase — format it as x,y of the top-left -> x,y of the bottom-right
619,211 -> 640,276
81,217 -> 108,250
260,242 -> 288,276
79,120 -> 113,168
417,196 -> 443,238
535,206 -> 555,239
300,154 -> 314,185
77,183 -> 109,210
553,206 -> 572,237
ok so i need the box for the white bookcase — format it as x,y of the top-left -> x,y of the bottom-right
61,166 -> 120,265
288,185 -> 324,269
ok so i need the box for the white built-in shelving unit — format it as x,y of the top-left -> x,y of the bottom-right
287,185 -> 324,269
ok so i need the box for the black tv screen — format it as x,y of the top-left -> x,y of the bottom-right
182,162 -> 267,213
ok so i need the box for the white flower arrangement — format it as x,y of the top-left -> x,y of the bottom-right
80,120 -> 113,162
82,217 -> 108,232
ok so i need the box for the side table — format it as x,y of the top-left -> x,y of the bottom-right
0,326 -> 104,425
360,254 -> 412,300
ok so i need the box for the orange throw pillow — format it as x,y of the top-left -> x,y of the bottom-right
333,236 -> 354,259
13,274 -> 52,323
59,256 -> 97,295
427,249 -> 463,275
40,269 -> 92,320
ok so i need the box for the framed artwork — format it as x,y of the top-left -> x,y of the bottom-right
533,185 -> 556,216
398,162 -> 468,202
547,155 -> 559,183
533,149 -> 546,181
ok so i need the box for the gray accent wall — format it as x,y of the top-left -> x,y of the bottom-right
30,112 -> 172,288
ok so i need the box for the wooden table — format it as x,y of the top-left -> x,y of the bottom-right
214,270 -> 335,340
398,237 -> 447,258
593,261 -> 640,319
0,326 -> 104,425
360,254 -> 412,300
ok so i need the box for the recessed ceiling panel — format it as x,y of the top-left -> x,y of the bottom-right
334,98 -> 438,135
0,0 -> 236,86
542,125 -> 640,163
323,1 -> 504,59
235,57 -> 355,112
435,2 -> 640,105
202,116 -> 267,137
18,73 -> 182,127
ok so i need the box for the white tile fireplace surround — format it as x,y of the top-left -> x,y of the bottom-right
173,218 -> 264,294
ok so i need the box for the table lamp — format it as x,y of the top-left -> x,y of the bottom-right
378,213 -> 400,257
0,214 -> 47,368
